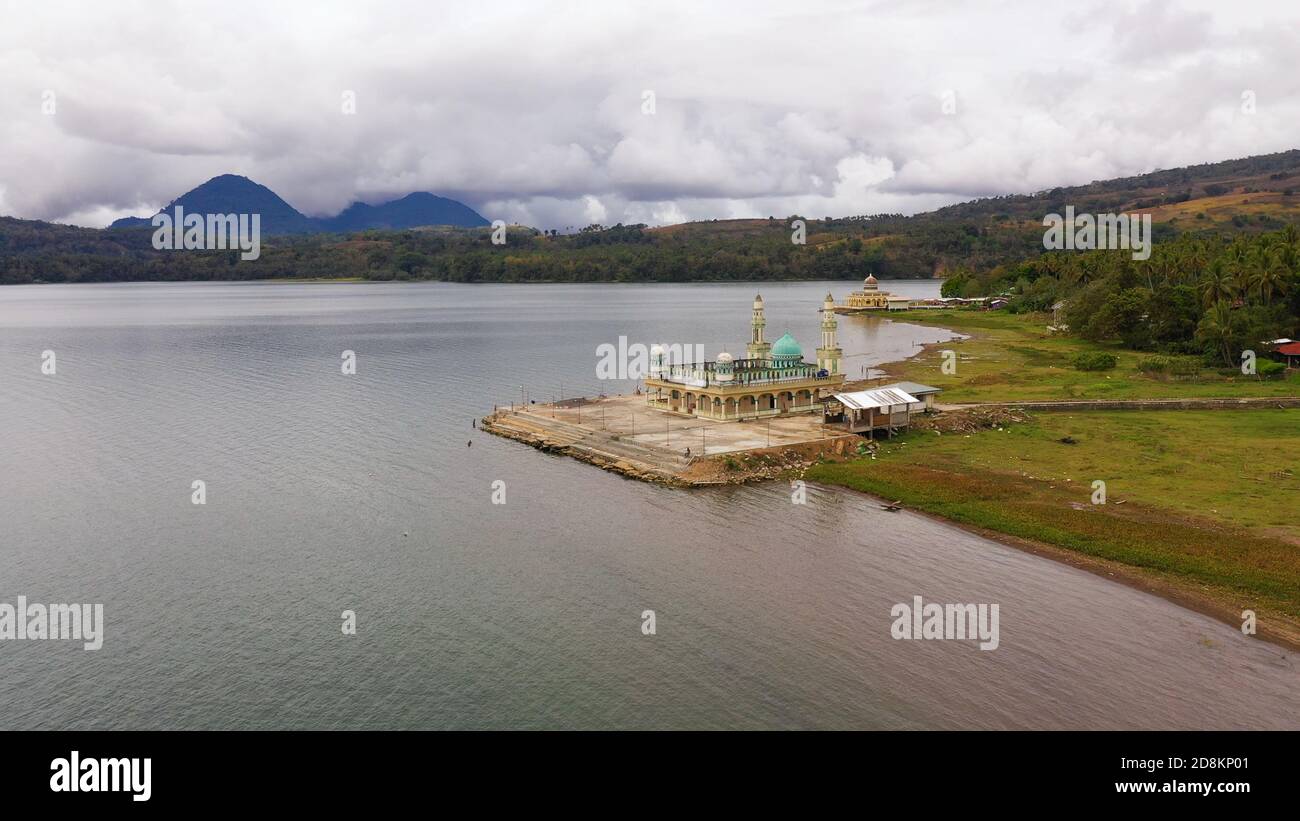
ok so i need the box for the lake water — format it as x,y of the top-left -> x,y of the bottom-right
0,280 -> 1296,729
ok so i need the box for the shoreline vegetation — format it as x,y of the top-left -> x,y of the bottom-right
8,149 -> 1300,287
806,309 -> 1300,650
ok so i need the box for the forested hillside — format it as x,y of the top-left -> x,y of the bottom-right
4,149 -> 1300,286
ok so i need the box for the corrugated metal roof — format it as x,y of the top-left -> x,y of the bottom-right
833,388 -> 918,411
880,381 -> 942,396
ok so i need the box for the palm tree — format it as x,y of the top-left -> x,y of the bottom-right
1196,300 -> 1238,367
1198,260 -> 1235,308
1148,247 -> 1176,290
1227,239 -> 1251,268
1177,241 -> 1209,285
1064,257 -> 1089,287
1249,249 -> 1291,304
1231,246 -> 1258,301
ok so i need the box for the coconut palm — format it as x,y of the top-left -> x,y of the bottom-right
1249,249 -> 1291,304
1280,223 -> 1299,250
1198,260 -> 1235,308
1196,300 -> 1238,367
1177,241 -> 1209,285
1276,242 -> 1300,277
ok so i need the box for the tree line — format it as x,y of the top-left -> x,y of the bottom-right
942,226 -> 1300,366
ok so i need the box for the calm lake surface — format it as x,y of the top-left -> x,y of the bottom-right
1,280 -> 1296,729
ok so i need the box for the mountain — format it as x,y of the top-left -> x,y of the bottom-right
323,192 -> 489,231
8,147 -> 1297,287
110,175 -> 488,234
111,175 -> 319,234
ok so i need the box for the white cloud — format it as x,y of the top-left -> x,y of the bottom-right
582,195 -> 607,225
0,0 -> 1297,229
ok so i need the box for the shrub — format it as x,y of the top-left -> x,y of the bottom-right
1137,355 -> 1172,374
1137,355 -> 1200,377
1073,352 -> 1117,371
1256,359 -> 1286,378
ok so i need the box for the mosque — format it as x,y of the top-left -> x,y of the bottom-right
838,274 -> 911,312
643,294 -> 846,420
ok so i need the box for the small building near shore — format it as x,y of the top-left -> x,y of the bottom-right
823,386 -> 919,435
878,381 -> 942,411
838,274 -> 910,311
1274,340 -> 1300,368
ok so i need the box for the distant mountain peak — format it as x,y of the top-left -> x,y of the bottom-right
110,176 -> 488,234
322,191 -> 488,232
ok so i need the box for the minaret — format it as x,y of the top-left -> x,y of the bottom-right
747,294 -> 771,361
816,293 -> 842,374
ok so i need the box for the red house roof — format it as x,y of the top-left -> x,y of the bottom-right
1275,341 -> 1300,356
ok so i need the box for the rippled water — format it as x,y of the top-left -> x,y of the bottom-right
0,280 -> 1295,729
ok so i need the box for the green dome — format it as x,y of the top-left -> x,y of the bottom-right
771,332 -> 802,359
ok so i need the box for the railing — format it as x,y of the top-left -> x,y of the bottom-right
653,373 -> 835,388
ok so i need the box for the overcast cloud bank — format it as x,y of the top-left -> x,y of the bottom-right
1,0 -> 1297,230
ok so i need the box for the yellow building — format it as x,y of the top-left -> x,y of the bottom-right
841,275 -> 910,311
644,294 -> 845,421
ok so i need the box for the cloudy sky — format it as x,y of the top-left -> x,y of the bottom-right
1,0 -> 1298,230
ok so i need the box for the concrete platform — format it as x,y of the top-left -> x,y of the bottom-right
483,393 -> 860,485
523,394 -> 842,456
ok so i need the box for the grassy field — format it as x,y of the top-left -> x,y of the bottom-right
808,407 -> 1300,624
1147,190 -> 1300,224
888,309 -> 1300,403
810,309 -> 1300,632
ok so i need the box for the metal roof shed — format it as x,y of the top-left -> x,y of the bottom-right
827,388 -> 919,435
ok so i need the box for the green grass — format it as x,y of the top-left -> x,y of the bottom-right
807,408 -> 1300,618
891,310 -> 1300,402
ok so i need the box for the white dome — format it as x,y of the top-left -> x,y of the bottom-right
716,351 -> 733,363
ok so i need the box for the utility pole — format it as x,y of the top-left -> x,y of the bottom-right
701,425 -> 706,456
